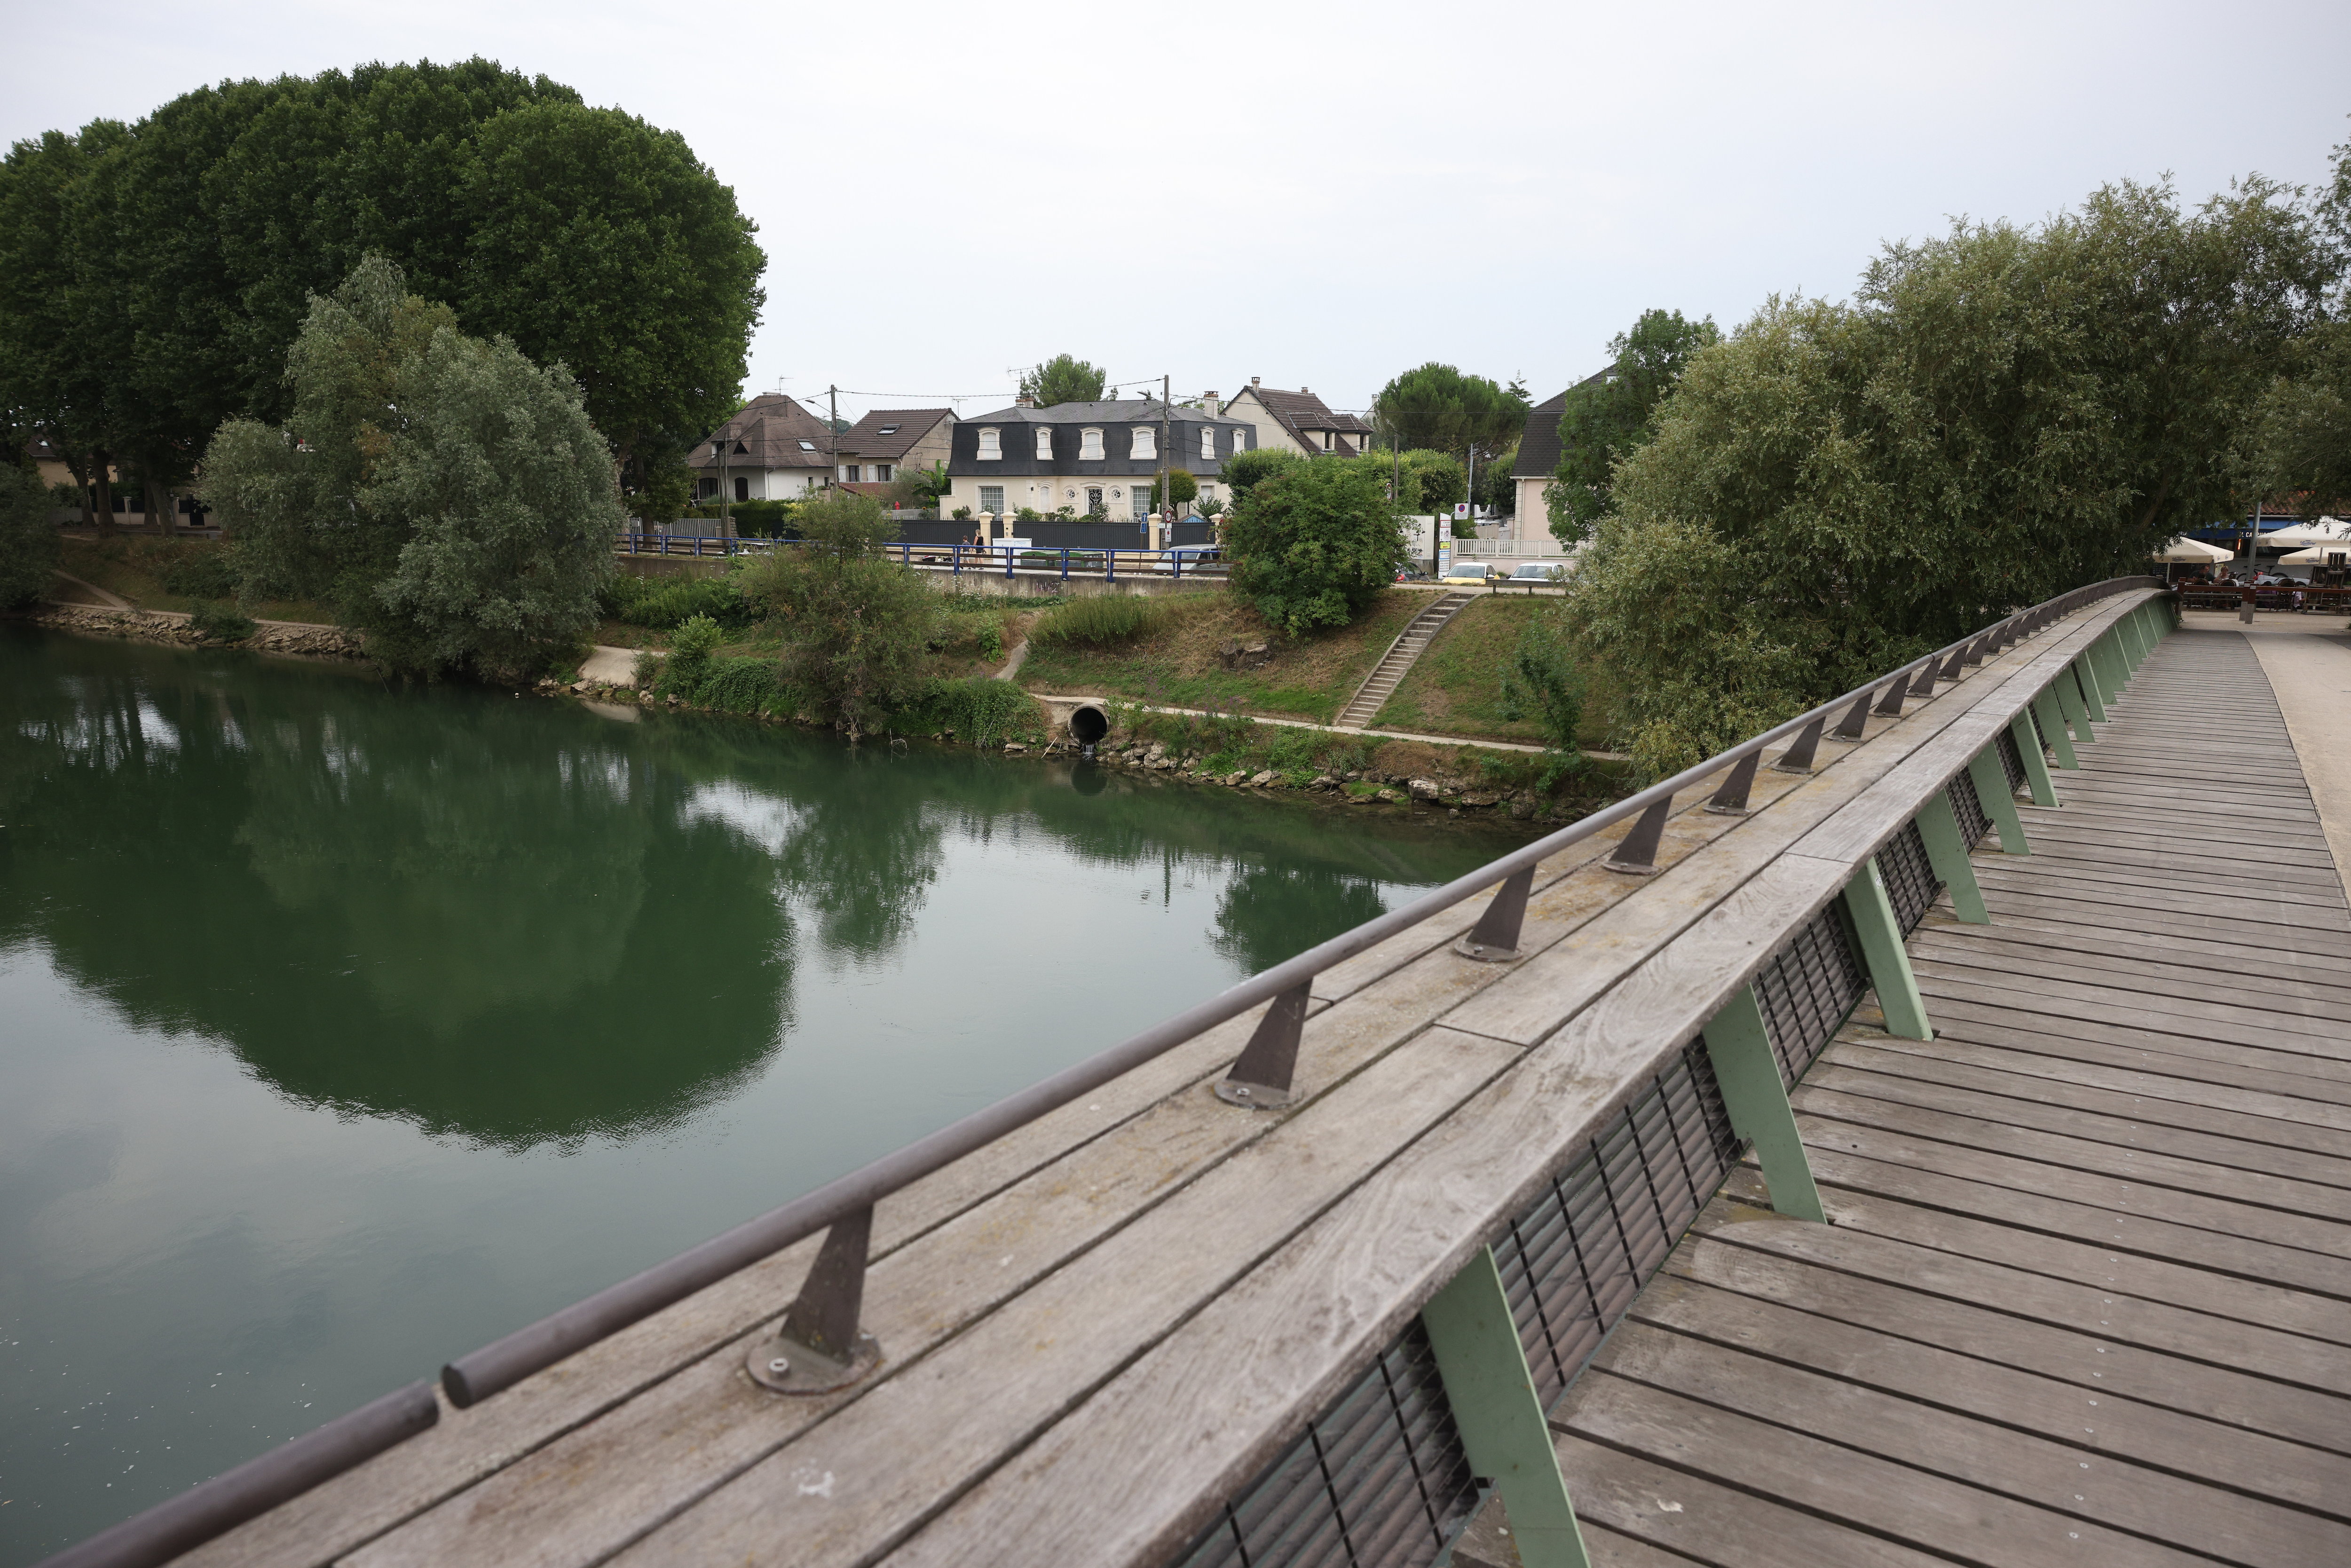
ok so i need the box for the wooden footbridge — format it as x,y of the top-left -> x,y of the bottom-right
52,582 -> 2350,1568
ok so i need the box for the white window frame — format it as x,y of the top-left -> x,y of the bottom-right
978,428 -> 1001,460
1200,425 -> 1215,460
1035,427 -> 1053,460
1081,427 -> 1106,461
876,463 -> 892,482
1129,425 -> 1155,461
978,484 -> 1004,515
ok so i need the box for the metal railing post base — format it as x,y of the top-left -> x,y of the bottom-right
2011,711 -> 2060,808
748,1206 -> 882,1395
1214,981 -> 1311,1110
1914,790 -> 1989,924
1966,748 -> 2031,855
1420,1247 -> 1593,1568
1701,986 -> 1826,1223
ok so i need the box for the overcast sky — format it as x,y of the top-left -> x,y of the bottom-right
7,0 -> 2348,425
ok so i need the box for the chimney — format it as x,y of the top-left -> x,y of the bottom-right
1300,385 -> 1310,394
1014,393 -> 1034,408
1202,390 -> 1220,416
1251,376 -> 1261,387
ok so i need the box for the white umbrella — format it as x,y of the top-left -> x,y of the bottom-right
2280,544 -> 2351,566
2254,516 -> 2351,550
2153,536 -> 2233,562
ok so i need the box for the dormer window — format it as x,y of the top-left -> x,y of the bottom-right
1081,427 -> 1106,461
1200,426 -> 1215,460
1320,430 -> 1333,451
1129,426 -> 1154,460
1035,427 -> 1053,460
978,427 -> 1001,460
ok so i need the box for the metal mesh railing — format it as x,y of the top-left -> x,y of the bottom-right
1177,1318 -> 1479,1568
1876,820 -> 1942,936
1750,906 -> 1870,1086
1495,1040 -> 1739,1411
1949,769 -> 1991,850
1995,726 -> 2028,796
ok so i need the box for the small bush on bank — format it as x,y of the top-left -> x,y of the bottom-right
190,603 -> 257,641
0,465 -> 61,609
907,678 -> 1044,747
664,613 -> 725,690
154,544 -> 242,599
1033,595 -> 1165,647
696,655 -> 794,716
602,569 -> 759,630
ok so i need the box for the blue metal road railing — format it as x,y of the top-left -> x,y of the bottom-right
613,533 -> 1230,581
38,575 -> 2164,1568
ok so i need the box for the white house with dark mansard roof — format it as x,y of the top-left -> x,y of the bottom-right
943,397 -> 1253,524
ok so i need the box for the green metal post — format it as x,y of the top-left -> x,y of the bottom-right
2094,629 -> 2128,700
1845,860 -> 1932,1040
2051,662 -> 2093,744
2115,610 -> 2146,669
1913,792 -> 1988,924
2031,689 -> 2079,770
1701,986 -> 1826,1221
1967,747 -> 2030,856
1420,1248 -> 1591,1568
2009,710 -> 2059,807
2071,654 -> 2108,722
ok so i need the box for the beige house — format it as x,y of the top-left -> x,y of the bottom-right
1216,379 -> 1374,457
688,394 -> 838,503
833,408 -> 955,486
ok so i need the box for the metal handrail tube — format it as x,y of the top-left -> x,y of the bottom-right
53,577 -> 2155,1568
34,1382 -> 438,1568
440,575 -> 2148,1409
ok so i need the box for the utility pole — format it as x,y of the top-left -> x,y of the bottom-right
1160,372 -> 1172,552
716,422 -> 732,540
829,384 -> 841,489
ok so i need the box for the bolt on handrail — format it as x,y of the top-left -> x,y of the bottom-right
43,576 -> 2160,1568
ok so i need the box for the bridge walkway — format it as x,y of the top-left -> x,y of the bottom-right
1552,626 -> 2351,1565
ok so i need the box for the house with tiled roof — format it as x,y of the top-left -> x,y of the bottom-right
1218,379 -> 1374,458
688,394 -> 838,503
1509,368 -> 1610,530
833,408 -> 956,487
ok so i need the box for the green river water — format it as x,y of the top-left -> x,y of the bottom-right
0,625 -> 1527,1562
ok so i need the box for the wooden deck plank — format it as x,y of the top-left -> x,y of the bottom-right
1646,1257 -> 2351,1514
1679,1211 -> 2351,1454
1555,1372 -> 2222,1567
1592,1313 -> 2351,1563
1908,961 -> 2351,1058
1813,1043 -> 2351,1187
1794,1070 -> 2351,1216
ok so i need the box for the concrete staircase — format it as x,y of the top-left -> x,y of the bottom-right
1334,591 -> 1477,730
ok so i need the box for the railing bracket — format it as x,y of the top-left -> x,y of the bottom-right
1215,980 -> 1311,1109
1771,717 -> 1825,774
747,1206 -> 883,1395
1603,797 -> 1673,875
1453,867 -> 1535,961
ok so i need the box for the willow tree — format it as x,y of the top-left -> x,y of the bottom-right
1561,175 -> 2334,777
202,255 -> 617,675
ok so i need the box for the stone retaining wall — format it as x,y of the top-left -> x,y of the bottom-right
15,602 -> 368,660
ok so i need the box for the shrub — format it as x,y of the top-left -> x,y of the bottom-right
663,612 -> 725,690
189,602 -> 257,642
0,465 -> 61,609
601,569 -> 757,629
1499,606 -> 1589,785
921,677 -> 1041,746
156,544 -> 241,599
737,489 -> 939,741
694,655 -> 790,715
1223,460 -> 1408,638
1220,448 -> 1305,500
976,620 -> 1004,661
1032,594 -> 1164,647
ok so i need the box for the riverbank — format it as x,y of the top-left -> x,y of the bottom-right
16,600 -> 367,660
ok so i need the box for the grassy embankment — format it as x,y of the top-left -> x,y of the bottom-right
1015,590 -> 1425,725
1370,596 -> 1620,750
56,536 -> 331,623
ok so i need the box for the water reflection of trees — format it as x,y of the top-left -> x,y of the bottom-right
0,634 -> 791,1150
0,630 -> 1525,1148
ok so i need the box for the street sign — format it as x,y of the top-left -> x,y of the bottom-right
1453,502 -> 1471,520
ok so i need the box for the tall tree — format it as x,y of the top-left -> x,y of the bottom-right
1224,459 -> 1409,637
1018,354 -> 1107,406
202,256 -> 617,675
1547,308 -> 1719,543
1370,363 -> 1527,460
459,100 -> 765,473
740,489 -> 938,741
1563,176 -> 2333,778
